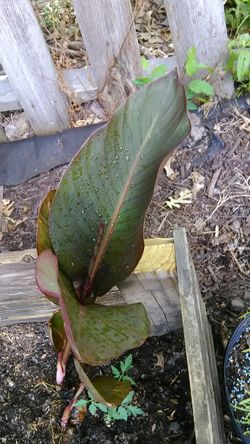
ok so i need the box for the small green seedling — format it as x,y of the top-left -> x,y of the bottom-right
134,52 -> 215,111
231,390 -> 250,435
225,0 -> 250,36
74,390 -> 144,424
184,47 -> 214,110
111,354 -> 136,385
227,33 -> 250,95
133,56 -> 168,87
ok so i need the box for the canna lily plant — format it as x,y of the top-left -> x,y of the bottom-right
35,70 -> 190,426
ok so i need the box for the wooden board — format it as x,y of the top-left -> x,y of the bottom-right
0,57 -> 177,113
0,186 -> 3,236
73,0 -> 141,92
0,239 -> 181,334
0,75 -> 22,112
164,0 -> 234,97
0,0 -> 70,135
174,228 -> 226,444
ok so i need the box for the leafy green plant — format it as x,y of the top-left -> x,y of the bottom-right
39,0 -> 79,40
74,390 -> 143,424
184,47 -> 214,110
134,52 -> 214,111
35,70 -> 190,427
225,0 -> 250,36
111,354 -> 135,385
133,56 -> 168,87
227,33 -> 250,95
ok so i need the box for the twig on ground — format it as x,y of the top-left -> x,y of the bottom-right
229,250 -> 250,277
207,265 -> 220,284
208,168 -> 222,198
157,211 -> 169,232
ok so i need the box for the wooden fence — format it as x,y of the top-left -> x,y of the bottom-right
0,0 -> 233,136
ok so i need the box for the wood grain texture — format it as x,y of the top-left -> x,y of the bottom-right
0,75 -> 21,112
73,0 -> 141,90
119,270 -> 181,336
0,0 -> 70,135
0,57 -> 177,113
174,228 -> 226,443
164,0 -> 234,97
72,0 -> 141,113
0,240 -> 181,334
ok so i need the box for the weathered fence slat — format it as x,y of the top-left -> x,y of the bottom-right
0,0 -> 70,135
174,228 -> 226,444
164,0 -> 234,97
0,58 -> 176,113
72,0 -> 142,113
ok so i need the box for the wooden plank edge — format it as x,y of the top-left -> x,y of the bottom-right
0,57 -> 177,112
174,228 -> 226,444
0,186 -> 3,235
0,237 -> 175,265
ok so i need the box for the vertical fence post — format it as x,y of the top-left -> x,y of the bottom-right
164,0 -> 234,98
0,0 -> 70,135
72,0 -> 142,114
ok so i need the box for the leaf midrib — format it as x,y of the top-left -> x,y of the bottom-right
89,106 -> 162,286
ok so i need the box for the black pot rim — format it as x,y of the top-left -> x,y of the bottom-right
224,314 -> 250,444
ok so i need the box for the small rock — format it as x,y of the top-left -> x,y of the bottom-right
190,124 -> 206,143
189,113 -> 206,143
7,378 -> 14,388
194,217 -> 204,230
169,421 -> 180,432
42,399 -> 51,413
230,298 -> 245,312
244,290 -> 250,301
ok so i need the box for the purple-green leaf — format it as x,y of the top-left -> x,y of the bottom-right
37,189 -> 56,255
58,271 -> 151,365
35,249 -> 60,304
49,70 -> 190,297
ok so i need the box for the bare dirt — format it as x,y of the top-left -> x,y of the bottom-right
0,324 -> 193,444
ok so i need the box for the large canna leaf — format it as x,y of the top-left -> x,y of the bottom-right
58,271 -> 151,365
50,71 -> 190,297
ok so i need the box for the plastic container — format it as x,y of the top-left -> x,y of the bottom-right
224,315 -> 250,444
